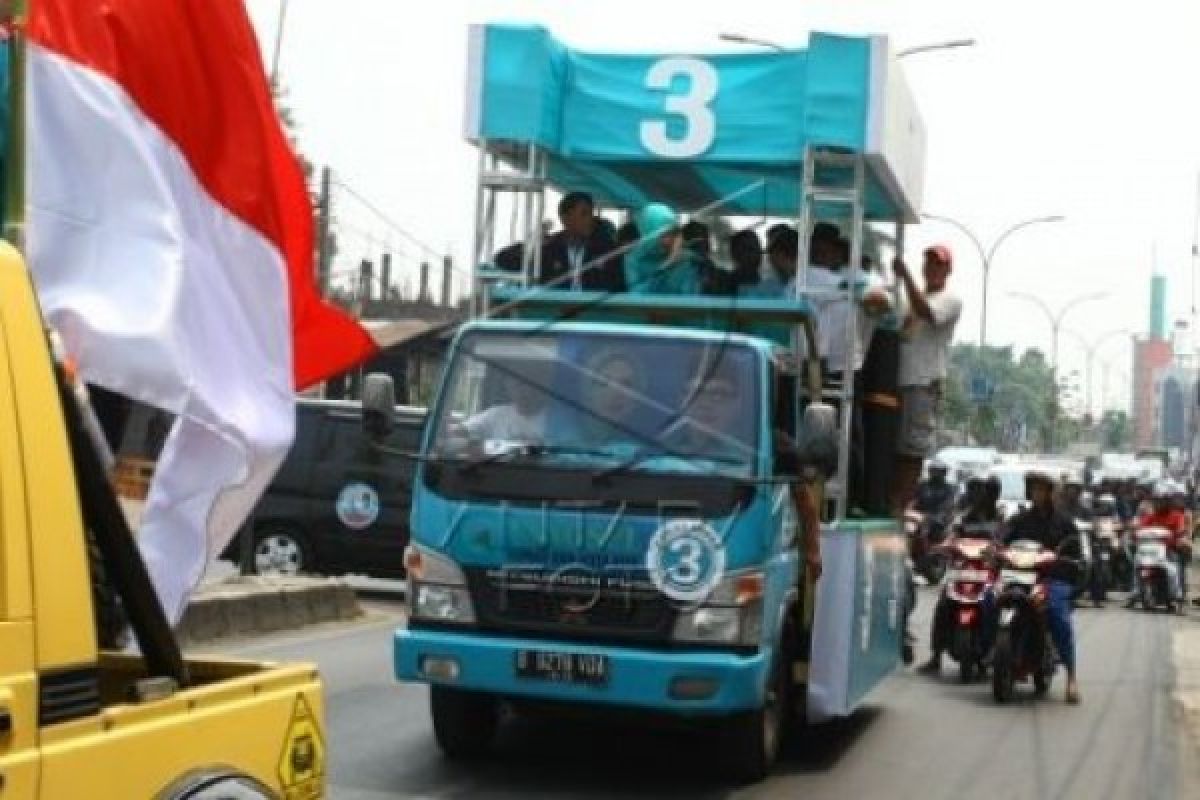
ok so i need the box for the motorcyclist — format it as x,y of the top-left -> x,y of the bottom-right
957,475 -> 1005,537
914,459 -> 957,515
991,470 -> 1084,704
1057,476 -> 1092,521
917,475 -> 1003,675
1127,481 -> 1190,608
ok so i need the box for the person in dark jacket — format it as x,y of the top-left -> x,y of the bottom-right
493,191 -> 625,292
999,470 -> 1084,703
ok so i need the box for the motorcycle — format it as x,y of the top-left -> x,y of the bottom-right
906,509 -> 951,585
1133,527 -> 1185,613
991,539 -> 1060,703
933,524 -> 997,682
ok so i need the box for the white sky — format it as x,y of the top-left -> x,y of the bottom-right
245,0 -> 1200,412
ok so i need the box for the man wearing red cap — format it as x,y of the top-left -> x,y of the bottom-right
890,244 -> 963,513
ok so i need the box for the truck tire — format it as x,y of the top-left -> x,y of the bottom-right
430,687 -> 498,760
252,526 -> 309,576
723,646 -> 789,785
85,524 -> 127,650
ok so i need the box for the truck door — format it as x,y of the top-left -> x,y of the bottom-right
309,408 -> 423,578
0,311 -> 40,798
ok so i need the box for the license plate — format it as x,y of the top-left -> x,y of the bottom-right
1001,569 -> 1036,586
515,650 -> 609,686
950,569 -> 991,583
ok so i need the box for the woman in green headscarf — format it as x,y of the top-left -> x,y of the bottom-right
622,203 -> 700,294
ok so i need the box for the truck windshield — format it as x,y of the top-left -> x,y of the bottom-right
429,331 -> 760,477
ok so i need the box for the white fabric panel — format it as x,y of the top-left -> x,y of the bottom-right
26,46 -> 295,623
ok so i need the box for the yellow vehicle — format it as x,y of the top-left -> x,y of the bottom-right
0,245 -> 326,799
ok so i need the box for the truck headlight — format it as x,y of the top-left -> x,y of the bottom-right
405,544 -> 476,625
671,570 -> 764,646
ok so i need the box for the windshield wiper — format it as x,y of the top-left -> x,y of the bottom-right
591,449 -> 745,483
451,443 -> 616,475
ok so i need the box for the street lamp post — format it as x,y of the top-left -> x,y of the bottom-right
923,213 -> 1065,347
717,33 -> 787,51
1062,327 -> 1133,417
1009,291 -> 1108,451
718,35 -> 975,59
895,39 -> 977,59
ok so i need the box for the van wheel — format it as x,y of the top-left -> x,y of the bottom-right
723,646 -> 789,785
430,687 -> 499,760
252,527 -> 308,576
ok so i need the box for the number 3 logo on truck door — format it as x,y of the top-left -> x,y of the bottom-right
639,57 -> 719,158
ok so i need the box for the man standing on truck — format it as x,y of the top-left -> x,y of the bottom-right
889,245 -> 963,513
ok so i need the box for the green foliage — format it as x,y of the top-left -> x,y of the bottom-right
942,344 -> 1068,450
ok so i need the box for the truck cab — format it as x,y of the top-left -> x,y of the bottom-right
379,23 -> 927,783
0,246 -> 326,798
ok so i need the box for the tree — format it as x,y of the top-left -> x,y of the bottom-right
942,343 -> 1065,451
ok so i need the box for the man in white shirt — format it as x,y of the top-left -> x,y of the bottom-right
890,244 -> 963,513
463,373 -> 548,445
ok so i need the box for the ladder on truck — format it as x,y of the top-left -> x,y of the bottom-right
794,147 -> 888,522
470,141 -> 547,316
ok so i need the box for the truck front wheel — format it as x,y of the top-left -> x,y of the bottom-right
722,647 -> 789,785
430,687 -> 499,759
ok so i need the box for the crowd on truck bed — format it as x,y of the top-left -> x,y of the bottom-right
492,191 -> 962,516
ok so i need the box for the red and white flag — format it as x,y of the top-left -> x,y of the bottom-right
25,0 -> 378,621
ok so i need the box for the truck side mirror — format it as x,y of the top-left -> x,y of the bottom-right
362,372 -> 396,441
797,402 -> 838,479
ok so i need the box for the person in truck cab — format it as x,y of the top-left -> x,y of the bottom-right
461,369 -> 550,445
660,368 -> 750,464
575,348 -> 649,445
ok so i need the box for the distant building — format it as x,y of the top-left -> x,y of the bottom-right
1155,364 -> 1198,451
1132,336 -> 1173,449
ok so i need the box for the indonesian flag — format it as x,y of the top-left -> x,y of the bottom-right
24,0 -> 378,621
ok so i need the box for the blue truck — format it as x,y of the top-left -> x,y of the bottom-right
366,24 -> 927,782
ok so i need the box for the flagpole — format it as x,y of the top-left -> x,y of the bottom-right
269,0 -> 289,88
3,0 -> 27,249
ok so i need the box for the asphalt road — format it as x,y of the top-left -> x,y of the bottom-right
232,589 -> 1198,799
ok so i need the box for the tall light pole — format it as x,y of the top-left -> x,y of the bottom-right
1009,291 -> 1107,451
923,213 -> 1065,347
717,35 -> 975,59
896,39 -> 977,59
717,32 -> 787,51
1062,327 -> 1133,417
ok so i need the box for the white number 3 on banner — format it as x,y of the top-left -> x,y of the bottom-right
639,57 -> 718,158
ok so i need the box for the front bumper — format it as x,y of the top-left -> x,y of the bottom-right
395,626 -> 770,714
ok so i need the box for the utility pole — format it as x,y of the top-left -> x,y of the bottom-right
357,258 -> 373,317
419,261 -> 430,305
442,254 -> 453,307
380,252 -> 392,303
316,166 -> 333,297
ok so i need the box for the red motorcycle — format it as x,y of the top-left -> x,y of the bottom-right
932,526 -> 998,682
990,539 -> 1060,703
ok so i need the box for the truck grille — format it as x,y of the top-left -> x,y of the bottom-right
465,568 -> 676,644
